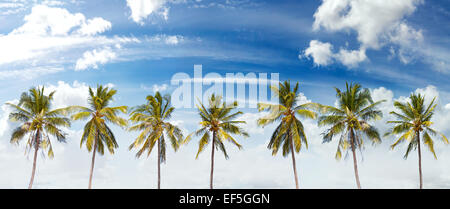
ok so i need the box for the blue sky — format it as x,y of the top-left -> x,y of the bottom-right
0,0 -> 449,189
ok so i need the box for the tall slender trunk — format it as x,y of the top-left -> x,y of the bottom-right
289,132 -> 299,189
28,130 -> 40,189
88,137 -> 97,189
210,131 -> 216,189
417,131 -> 423,189
350,128 -> 362,189
157,138 -> 161,189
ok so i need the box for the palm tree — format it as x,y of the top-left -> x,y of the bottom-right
7,87 -> 75,189
71,85 -> 128,189
318,82 -> 384,189
385,93 -> 448,189
257,81 -> 318,189
183,94 -> 248,189
128,92 -> 184,189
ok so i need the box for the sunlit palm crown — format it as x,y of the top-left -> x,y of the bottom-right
7,87 -> 73,157
386,93 -> 448,159
184,94 -> 248,159
318,82 -> 384,159
128,92 -> 184,161
71,85 -> 128,155
257,81 -> 318,156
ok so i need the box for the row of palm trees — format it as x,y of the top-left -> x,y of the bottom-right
6,81 -> 448,189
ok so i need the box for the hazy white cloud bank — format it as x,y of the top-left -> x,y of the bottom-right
1,82 -> 449,188
75,47 -> 117,71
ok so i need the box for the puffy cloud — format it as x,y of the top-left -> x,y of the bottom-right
0,4 -> 136,77
77,17 -> 112,36
303,40 -> 367,68
335,47 -> 367,68
126,0 -> 170,24
75,48 -> 117,71
371,85 -> 450,139
389,23 -> 423,47
44,81 -> 91,108
164,35 -> 182,45
0,99 -> 18,138
388,23 -> 424,64
145,34 -> 184,45
0,80 -> 93,137
304,0 -> 425,68
236,112 -> 266,135
0,1 -> 26,15
10,5 -> 110,36
313,0 -> 422,49
303,40 -> 333,66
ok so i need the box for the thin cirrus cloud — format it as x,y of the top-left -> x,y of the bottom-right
302,0 -> 425,68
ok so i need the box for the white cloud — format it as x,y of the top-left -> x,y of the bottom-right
236,112 -> 265,135
126,0 -> 170,24
164,35 -> 182,45
335,47 -> 367,68
0,4 -> 139,78
77,17 -> 112,36
0,80 -> 91,139
388,23 -> 424,64
313,0 -> 422,49
152,84 -> 168,93
445,104 -> 450,110
11,5 -> 88,36
0,67 -> 64,80
1,84 -> 450,188
145,34 -> 184,45
389,23 -> 423,47
304,0 -> 426,68
371,85 -> 450,138
75,47 -> 117,71
303,40 -> 333,66
0,81 -> 123,189
44,81 -> 91,108
303,40 -> 367,68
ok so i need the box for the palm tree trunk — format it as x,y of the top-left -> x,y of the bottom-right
157,138 -> 161,189
417,131 -> 423,189
28,130 -> 40,189
88,137 -> 97,189
289,132 -> 300,189
350,129 -> 362,189
210,131 -> 216,189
